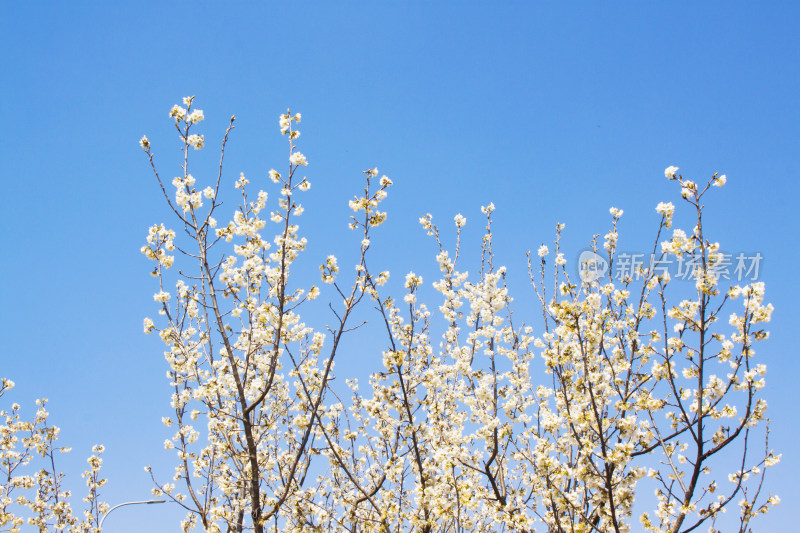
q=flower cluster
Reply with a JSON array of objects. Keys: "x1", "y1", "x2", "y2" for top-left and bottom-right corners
[{"x1": 280, "y1": 109, "x2": 302, "y2": 140}]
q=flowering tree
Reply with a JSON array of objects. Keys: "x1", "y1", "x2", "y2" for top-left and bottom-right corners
[
  {"x1": 0, "y1": 378, "x2": 107, "y2": 533},
  {"x1": 140, "y1": 98, "x2": 780, "y2": 533},
  {"x1": 139, "y1": 98, "x2": 393, "y2": 533}
]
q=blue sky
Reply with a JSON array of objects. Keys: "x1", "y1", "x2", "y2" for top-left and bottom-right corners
[{"x1": 1, "y1": 2, "x2": 798, "y2": 531}]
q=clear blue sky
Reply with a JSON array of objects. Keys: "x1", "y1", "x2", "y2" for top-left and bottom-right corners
[{"x1": 1, "y1": 2, "x2": 798, "y2": 531}]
